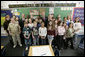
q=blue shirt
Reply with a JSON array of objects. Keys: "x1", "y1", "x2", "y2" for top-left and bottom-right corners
[{"x1": 66, "y1": 20, "x2": 70, "y2": 26}]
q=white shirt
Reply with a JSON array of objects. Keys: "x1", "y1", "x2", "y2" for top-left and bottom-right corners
[
  {"x1": 28, "y1": 23, "x2": 34, "y2": 28},
  {"x1": 73, "y1": 22, "x2": 81, "y2": 34},
  {"x1": 57, "y1": 26, "x2": 65, "y2": 35},
  {"x1": 39, "y1": 27, "x2": 47, "y2": 37},
  {"x1": 67, "y1": 20, "x2": 70, "y2": 22}
]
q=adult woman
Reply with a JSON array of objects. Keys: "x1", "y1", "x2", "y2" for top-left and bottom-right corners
[{"x1": 3, "y1": 15, "x2": 11, "y2": 34}]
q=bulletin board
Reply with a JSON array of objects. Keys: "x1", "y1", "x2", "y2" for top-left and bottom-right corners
[
  {"x1": 17, "y1": 8, "x2": 49, "y2": 19},
  {"x1": 54, "y1": 7, "x2": 72, "y2": 20},
  {"x1": 1, "y1": 10, "x2": 12, "y2": 26},
  {"x1": 72, "y1": 7, "x2": 84, "y2": 25}
]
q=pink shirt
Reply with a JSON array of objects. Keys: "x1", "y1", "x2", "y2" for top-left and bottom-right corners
[{"x1": 57, "y1": 26, "x2": 65, "y2": 35}]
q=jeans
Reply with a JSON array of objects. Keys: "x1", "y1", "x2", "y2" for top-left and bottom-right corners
[
  {"x1": 25, "y1": 38, "x2": 31, "y2": 47},
  {"x1": 73, "y1": 34, "x2": 79, "y2": 48},
  {"x1": 47, "y1": 35, "x2": 54, "y2": 45},
  {"x1": 33, "y1": 35, "x2": 39, "y2": 45}
]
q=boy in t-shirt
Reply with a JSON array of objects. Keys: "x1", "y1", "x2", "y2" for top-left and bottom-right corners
[
  {"x1": 32, "y1": 21, "x2": 39, "y2": 45},
  {"x1": 23, "y1": 22, "x2": 31, "y2": 50}
]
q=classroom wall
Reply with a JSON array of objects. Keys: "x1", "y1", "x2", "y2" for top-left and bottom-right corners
[
  {"x1": 1, "y1": 7, "x2": 72, "y2": 23},
  {"x1": 1, "y1": 1, "x2": 84, "y2": 25},
  {"x1": 54, "y1": 7, "x2": 72, "y2": 20},
  {"x1": 1, "y1": 1, "x2": 84, "y2": 9},
  {"x1": 16, "y1": 8, "x2": 49, "y2": 19}
]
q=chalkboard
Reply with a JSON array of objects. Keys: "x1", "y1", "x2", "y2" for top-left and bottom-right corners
[
  {"x1": 54, "y1": 8, "x2": 72, "y2": 20},
  {"x1": 72, "y1": 7, "x2": 84, "y2": 25}
]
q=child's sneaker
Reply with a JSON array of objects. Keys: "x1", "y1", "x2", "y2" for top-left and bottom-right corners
[
  {"x1": 13, "y1": 45, "x2": 16, "y2": 48},
  {"x1": 25, "y1": 47, "x2": 28, "y2": 50}
]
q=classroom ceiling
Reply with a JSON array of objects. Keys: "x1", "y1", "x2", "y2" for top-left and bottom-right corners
[{"x1": 1, "y1": 1, "x2": 84, "y2": 9}]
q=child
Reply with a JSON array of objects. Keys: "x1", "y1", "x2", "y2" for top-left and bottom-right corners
[
  {"x1": 57, "y1": 21, "x2": 65, "y2": 50},
  {"x1": 57, "y1": 17, "x2": 61, "y2": 24},
  {"x1": 39, "y1": 22, "x2": 47, "y2": 45},
  {"x1": 67, "y1": 15, "x2": 74, "y2": 24},
  {"x1": 67, "y1": 15, "x2": 71, "y2": 22},
  {"x1": 23, "y1": 22, "x2": 31, "y2": 50},
  {"x1": 47, "y1": 21, "x2": 55, "y2": 45},
  {"x1": 48, "y1": 14, "x2": 52, "y2": 21},
  {"x1": 35, "y1": 18, "x2": 39, "y2": 23},
  {"x1": 37, "y1": 19, "x2": 43, "y2": 28},
  {"x1": 32, "y1": 21, "x2": 39, "y2": 45},
  {"x1": 63, "y1": 22, "x2": 68, "y2": 49},
  {"x1": 28, "y1": 18, "x2": 34, "y2": 29},
  {"x1": 28, "y1": 18, "x2": 34, "y2": 45},
  {"x1": 73, "y1": 17, "x2": 81, "y2": 47},
  {"x1": 55, "y1": 20, "x2": 58, "y2": 36},
  {"x1": 52, "y1": 17, "x2": 56, "y2": 21},
  {"x1": 25, "y1": 19, "x2": 28, "y2": 24},
  {"x1": 54, "y1": 20, "x2": 58, "y2": 48},
  {"x1": 65, "y1": 23, "x2": 74, "y2": 49},
  {"x1": 63, "y1": 17, "x2": 69, "y2": 26}
]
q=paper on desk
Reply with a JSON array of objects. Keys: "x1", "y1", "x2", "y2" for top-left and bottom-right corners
[{"x1": 32, "y1": 46, "x2": 52, "y2": 56}]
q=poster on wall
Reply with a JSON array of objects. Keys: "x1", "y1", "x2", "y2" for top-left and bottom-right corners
[
  {"x1": 12, "y1": 9, "x2": 20, "y2": 19},
  {"x1": 30, "y1": 9, "x2": 39, "y2": 15},
  {"x1": 40, "y1": 8, "x2": 45, "y2": 18},
  {"x1": 72, "y1": 7, "x2": 84, "y2": 25},
  {"x1": 30, "y1": 9, "x2": 39, "y2": 19},
  {"x1": 1, "y1": 10, "x2": 12, "y2": 26},
  {"x1": 49, "y1": 7, "x2": 54, "y2": 14}
]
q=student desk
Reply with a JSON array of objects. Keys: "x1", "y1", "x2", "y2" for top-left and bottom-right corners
[{"x1": 28, "y1": 45, "x2": 55, "y2": 56}]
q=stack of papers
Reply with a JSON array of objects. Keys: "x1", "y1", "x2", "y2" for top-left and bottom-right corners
[{"x1": 32, "y1": 46, "x2": 52, "y2": 56}]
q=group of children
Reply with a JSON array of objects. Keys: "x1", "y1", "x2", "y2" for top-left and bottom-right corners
[{"x1": 3, "y1": 14, "x2": 81, "y2": 51}]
